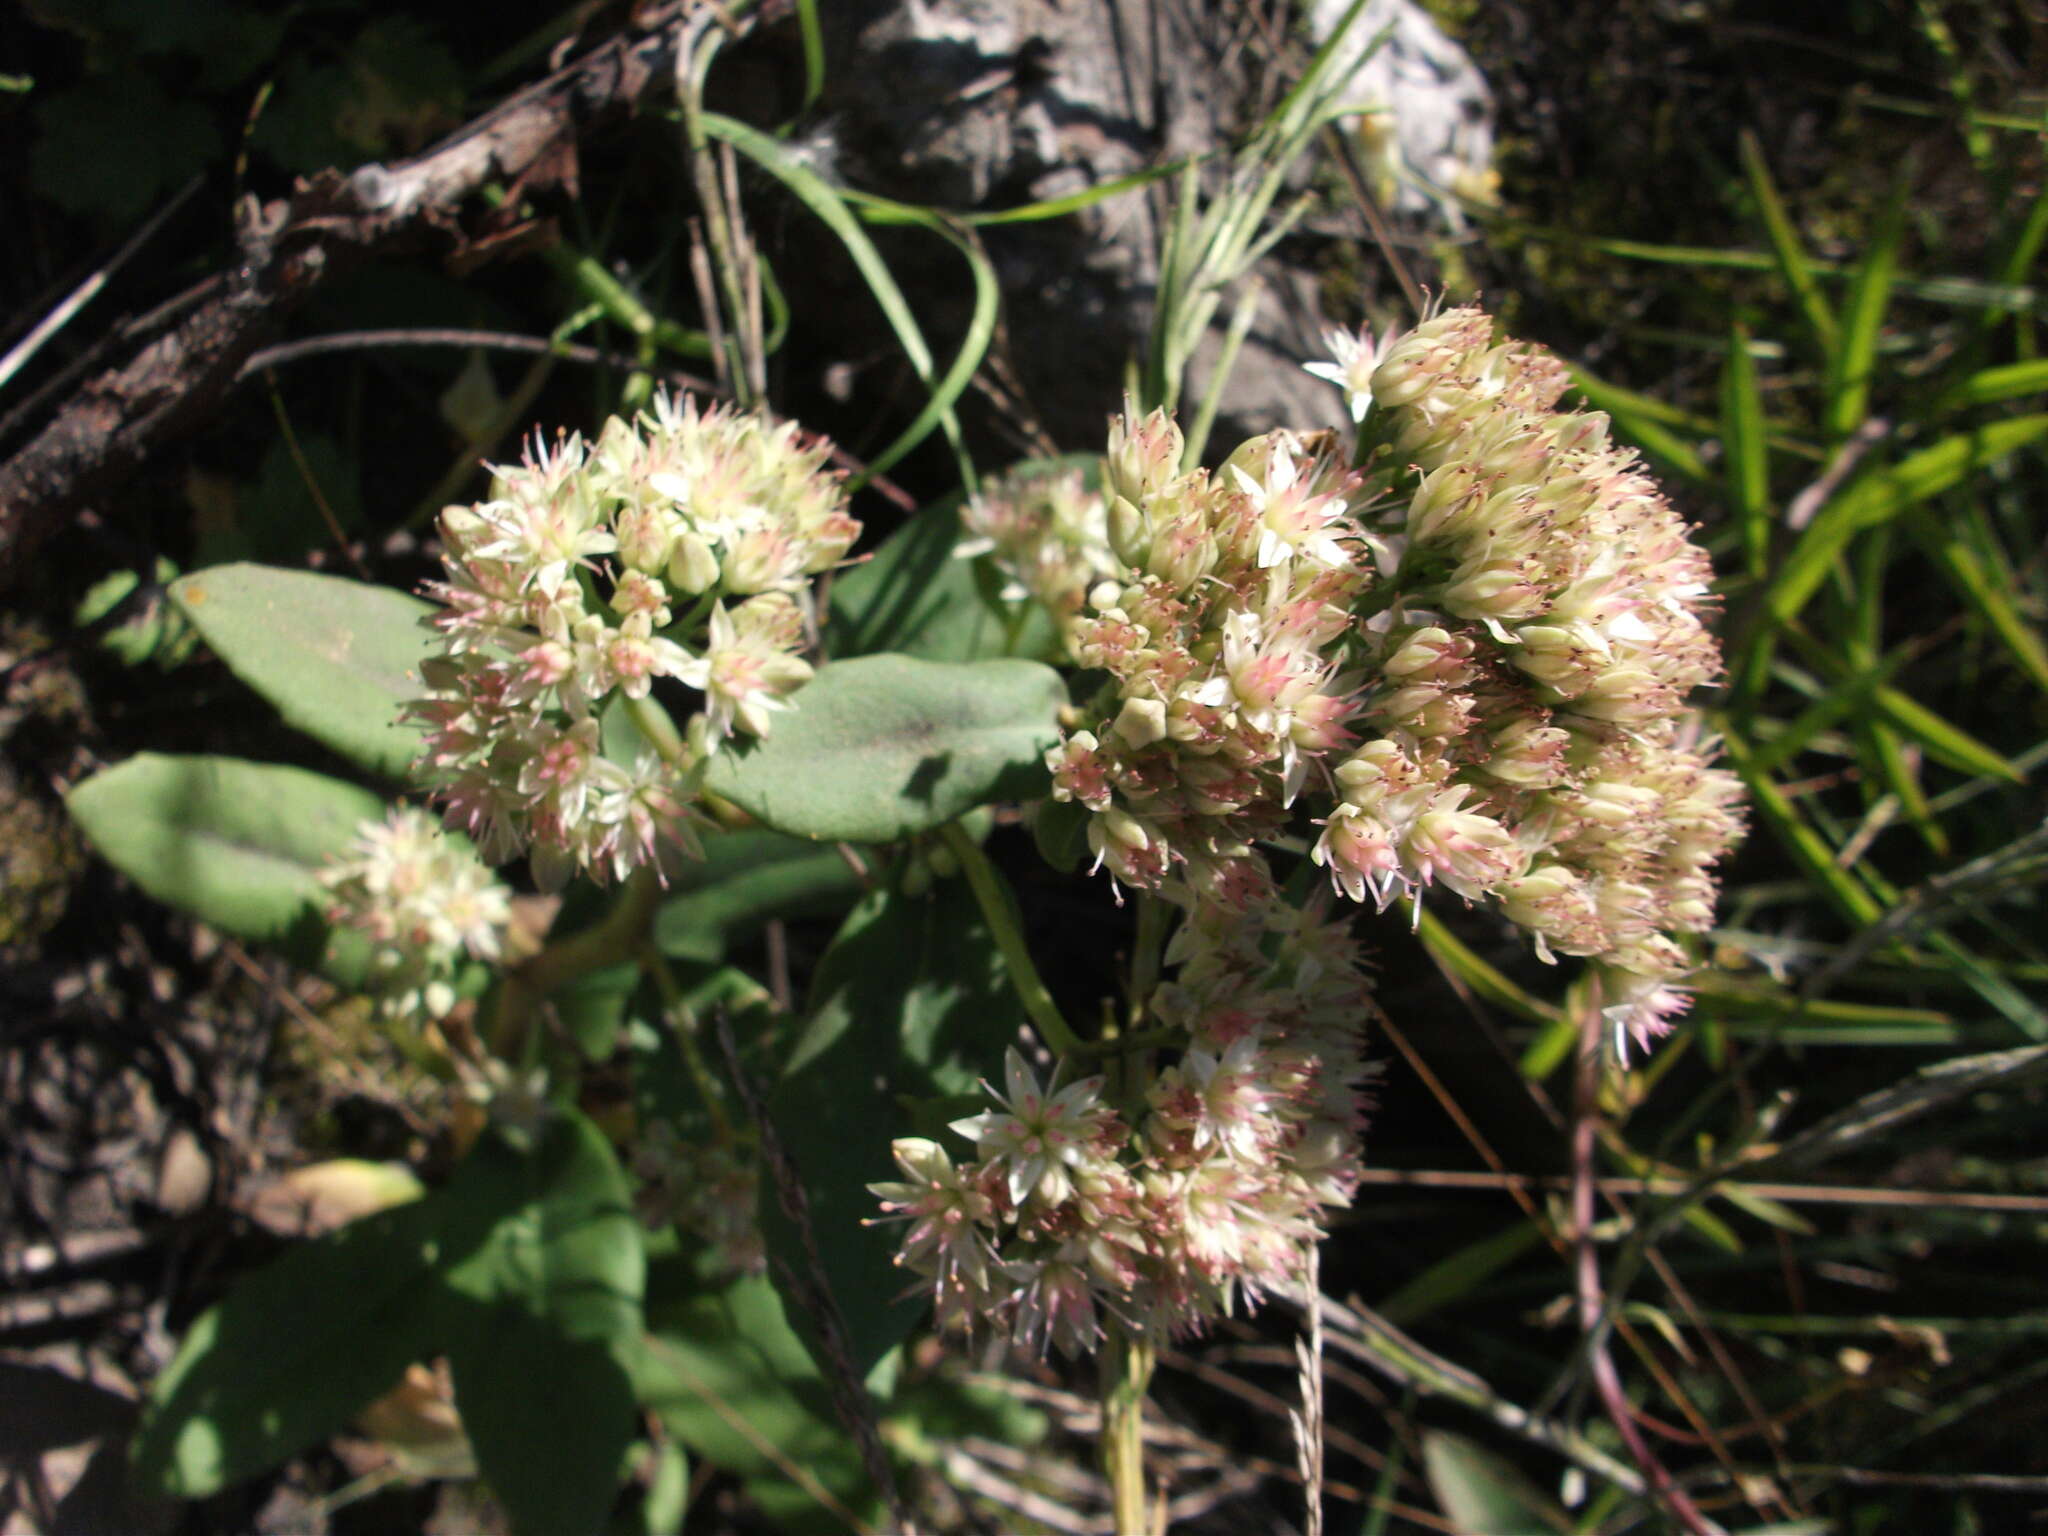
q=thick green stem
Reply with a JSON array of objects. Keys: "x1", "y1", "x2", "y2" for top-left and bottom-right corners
[
  {"x1": 1100, "y1": 1327, "x2": 1156, "y2": 1535},
  {"x1": 625, "y1": 693, "x2": 692, "y2": 775},
  {"x1": 1127, "y1": 893, "x2": 1170, "y2": 1027},
  {"x1": 487, "y1": 864, "x2": 661, "y2": 1059},
  {"x1": 938, "y1": 820, "x2": 1086, "y2": 1057}
]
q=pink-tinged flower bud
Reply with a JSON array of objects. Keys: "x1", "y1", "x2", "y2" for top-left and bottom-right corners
[
  {"x1": 1289, "y1": 688, "x2": 1360, "y2": 755},
  {"x1": 605, "y1": 616, "x2": 692, "y2": 701},
  {"x1": 1047, "y1": 731, "x2": 1113, "y2": 810},
  {"x1": 1494, "y1": 864, "x2": 1596, "y2": 947},
  {"x1": 614, "y1": 505, "x2": 680, "y2": 574},
  {"x1": 1662, "y1": 872, "x2": 1719, "y2": 933},
  {"x1": 722, "y1": 523, "x2": 800, "y2": 595},
  {"x1": 1106, "y1": 493, "x2": 1150, "y2": 569},
  {"x1": 1569, "y1": 666, "x2": 1672, "y2": 724},
  {"x1": 1146, "y1": 508, "x2": 1220, "y2": 590},
  {"x1": 1105, "y1": 406, "x2": 1184, "y2": 506},
  {"x1": 1178, "y1": 754, "x2": 1261, "y2": 816},
  {"x1": 438, "y1": 503, "x2": 490, "y2": 554},
  {"x1": 1399, "y1": 687, "x2": 1478, "y2": 741},
  {"x1": 1333, "y1": 738, "x2": 1423, "y2": 806},
  {"x1": 798, "y1": 508, "x2": 862, "y2": 573},
  {"x1": 1440, "y1": 556, "x2": 1548, "y2": 625},
  {"x1": 1510, "y1": 623, "x2": 1608, "y2": 697},
  {"x1": 1382, "y1": 625, "x2": 1473, "y2": 684},
  {"x1": 1369, "y1": 308, "x2": 1493, "y2": 408},
  {"x1": 610, "y1": 568, "x2": 672, "y2": 625},
  {"x1": 1476, "y1": 713, "x2": 1572, "y2": 789},
  {"x1": 666, "y1": 531, "x2": 722, "y2": 595},
  {"x1": 1596, "y1": 938, "x2": 1693, "y2": 1061},
  {"x1": 1315, "y1": 805, "x2": 1402, "y2": 906},
  {"x1": 1404, "y1": 795, "x2": 1526, "y2": 900},
  {"x1": 1575, "y1": 780, "x2": 1665, "y2": 828},
  {"x1": 1113, "y1": 695, "x2": 1170, "y2": 748},
  {"x1": 1404, "y1": 463, "x2": 1480, "y2": 547},
  {"x1": 1088, "y1": 807, "x2": 1171, "y2": 888}
]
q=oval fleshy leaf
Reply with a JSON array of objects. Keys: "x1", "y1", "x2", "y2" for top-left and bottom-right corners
[
  {"x1": 766, "y1": 877, "x2": 1019, "y2": 1379},
  {"x1": 704, "y1": 655, "x2": 1063, "y2": 843},
  {"x1": 66, "y1": 753, "x2": 382, "y2": 978},
  {"x1": 171, "y1": 563, "x2": 436, "y2": 780}
]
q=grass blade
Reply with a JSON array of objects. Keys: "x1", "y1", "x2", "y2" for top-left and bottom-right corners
[
  {"x1": 1743, "y1": 414, "x2": 2048, "y2": 669},
  {"x1": 839, "y1": 190, "x2": 1000, "y2": 488},
  {"x1": 1405, "y1": 902, "x2": 1563, "y2": 1029},
  {"x1": 1823, "y1": 170, "x2": 1909, "y2": 441},
  {"x1": 1739, "y1": 130, "x2": 1837, "y2": 359},
  {"x1": 1908, "y1": 510, "x2": 2048, "y2": 698},
  {"x1": 1933, "y1": 357, "x2": 2048, "y2": 412},
  {"x1": 794, "y1": 0, "x2": 824, "y2": 115},
  {"x1": 1376, "y1": 1220, "x2": 1546, "y2": 1326},
  {"x1": 1866, "y1": 685, "x2": 2024, "y2": 783},
  {"x1": 698, "y1": 112, "x2": 974, "y2": 488},
  {"x1": 1976, "y1": 185, "x2": 2048, "y2": 335},
  {"x1": 1714, "y1": 718, "x2": 1886, "y2": 927},
  {"x1": 1498, "y1": 223, "x2": 2047, "y2": 315},
  {"x1": 1720, "y1": 322, "x2": 1773, "y2": 577}
]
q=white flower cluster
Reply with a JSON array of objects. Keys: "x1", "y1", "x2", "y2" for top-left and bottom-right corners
[
  {"x1": 958, "y1": 465, "x2": 1122, "y2": 650},
  {"x1": 974, "y1": 307, "x2": 1743, "y2": 1054},
  {"x1": 410, "y1": 392, "x2": 860, "y2": 888},
  {"x1": 1312, "y1": 308, "x2": 1744, "y2": 1052},
  {"x1": 872, "y1": 891, "x2": 1374, "y2": 1353},
  {"x1": 321, "y1": 807, "x2": 512, "y2": 1019},
  {"x1": 630, "y1": 1120, "x2": 765, "y2": 1279},
  {"x1": 1046, "y1": 410, "x2": 1370, "y2": 905},
  {"x1": 902, "y1": 304, "x2": 1745, "y2": 1345}
]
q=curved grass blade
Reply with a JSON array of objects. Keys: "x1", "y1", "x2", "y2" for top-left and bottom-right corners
[
  {"x1": 839, "y1": 187, "x2": 1000, "y2": 489},
  {"x1": 1823, "y1": 170, "x2": 1909, "y2": 441},
  {"x1": 698, "y1": 112, "x2": 974, "y2": 489},
  {"x1": 1933, "y1": 357, "x2": 2048, "y2": 412},
  {"x1": 1720, "y1": 323, "x2": 1773, "y2": 577},
  {"x1": 794, "y1": 0, "x2": 824, "y2": 115},
  {"x1": 1908, "y1": 509, "x2": 2048, "y2": 698},
  {"x1": 1739, "y1": 130, "x2": 1837, "y2": 358},
  {"x1": 852, "y1": 159, "x2": 1191, "y2": 229},
  {"x1": 1714, "y1": 718, "x2": 1886, "y2": 928},
  {"x1": 1742, "y1": 414, "x2": 2048, "y2": 679}
]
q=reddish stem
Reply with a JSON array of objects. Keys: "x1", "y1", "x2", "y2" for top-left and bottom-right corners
[{"x1": 1572, "y1": 1005, "x2": 1725, "y2": 1536}]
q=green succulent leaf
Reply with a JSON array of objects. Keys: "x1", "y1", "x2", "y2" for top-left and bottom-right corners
[
  {"x1": 826, "y1": 458, "x2": 1093, "y2": 663},
  {"x1": 634, "y1": 1275, "x2": 875, "y2": 1533},
  {"x1": 826, "y1": 499, "x2": 1050, "y2": 662},
  {"x1": 441, "y1": 1116, "x2": 644, "y2": 1536},
  {"x1": 131, "y1": 1188, "x2": 445, "y2": 1498},
  {"x1": 655, "y1": 827, "x2": 866, "y2": 964},
  {"x1": 170, "y1": 564, "x2": 437, "y2": 780},
  {"x1": 766, "y1": 876, "x2": 1019, "y2": 1378},
  {"x1": 66, "y1": 753, "x2": 382, "y2": 982},
  {"x1": 706, "y1": 654, "x2": 1064, "y2": 843},
  {"x1": 133, "y1": 1113, "x2": 643, "y2": 1536}
]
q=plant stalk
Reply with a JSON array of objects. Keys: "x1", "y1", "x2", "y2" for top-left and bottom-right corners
[
  {"x1": 939, "y1": 820, "x2": 1086, "y2": 1058},
  {"x1": 1100, "y1": 1326, "x2": 1156, "y2": 1536}
]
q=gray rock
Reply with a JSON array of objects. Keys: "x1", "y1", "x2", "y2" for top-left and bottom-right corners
[{"x1": 810, "y1": 2, "x2": 1490, "y2": 451}]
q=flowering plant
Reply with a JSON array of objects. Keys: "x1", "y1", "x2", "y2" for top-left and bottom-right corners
[
  {"x1": 62, "y1": 297, "x2": 1742, "y2": 1532},
  {"x1": 57, "y1": 275, "x2": 1745, "y2": 1534}
]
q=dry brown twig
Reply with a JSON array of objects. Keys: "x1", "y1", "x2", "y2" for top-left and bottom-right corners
[{"x1": 0, "y1": 3, "x2": 699, "y2": 585}]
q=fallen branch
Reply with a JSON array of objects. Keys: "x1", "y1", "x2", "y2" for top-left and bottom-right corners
[{"x1": 0, "y1": 3, "x2": 693, "y2": 586}]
